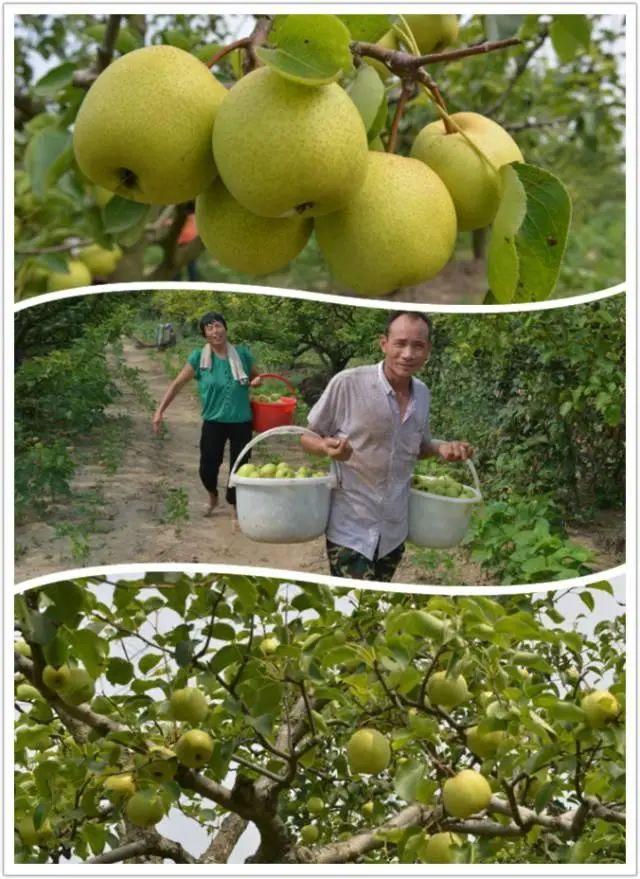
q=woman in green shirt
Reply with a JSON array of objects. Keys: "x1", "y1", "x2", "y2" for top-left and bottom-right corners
[{"x1": 152, "y1": 311, "x2": 261, "y2": 516}]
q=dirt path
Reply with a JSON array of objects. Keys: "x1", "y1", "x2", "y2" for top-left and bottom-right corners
[{"x1": 14, "y1": 340, "x2": 328, "y2": 583}]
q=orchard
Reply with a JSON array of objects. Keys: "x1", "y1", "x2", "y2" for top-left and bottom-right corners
[
  {"x1": 14, "y1": 574, "x2": 625, "y2": 864},
  {"x1": 14, "y1": 13, "x2": 624, "y2": 301}
]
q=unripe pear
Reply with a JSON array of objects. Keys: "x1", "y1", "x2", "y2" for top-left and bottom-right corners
[
  {"x1": 58, "y1": 667, "x2": 94, "y2": 706},
  {"x1": 315, "y1": 152, "x2": 456, "y2": 297},
  {"x1": 15, "y1": 640, "x2": 32, "y2": 657},
  {"x1": 346, "y1": 728, "x2": 391, "y2": 775},
  {"x1": 125, "y1": 791, "x2": 165, "y2": 827},
  {"x1": 213, "y1": 67, "x2": 369, "y2": 218},
  {"x1": 423, "y1": 831, "x2": 463, "y2": 864},
  {"x1": 426, "y1": 671, "x2": 469, "y2": 708},
  {"x1": 196, "y1": 178, "x2": 312, "y2": 275},
  {"x1": 580, "y1": 690, "x2": 620, "y2": 728},
  {"x1": 141, "y1": 746, "x2": 178, "y2": 782},
  {"x1": 42, "y1": 665, "x2": 71, "y2": 691},
  {"x1": 403, "y1": 15, "x2": 459, "y2": 53},
  {"x1": 465, "y1": 725, "x2": 507, "y2": 759},
  {"x1": 300, "y1": 823, "x2": 319, "y2": 844},
  {"x1": 74, "y1": 45, "x2": 227, "y2": 205},
  {"x1": 307, "y1": 796, "x2": 324, "y2": 815},
  {"x1": 443, "y1": 769, "x2": 492, "y2": 818},
  {"x1": 16, "y1": 816, "x2": 53, "y2": 847},
  {"x1": 77, "y1": 243, "x2": 122, "y2": 276},
  {"x1": 47, "y1": 260, "x2": 92, "y2": 292},
  {"x1": 411, "y1": 112, "x2": 523, "y2": 230},
  {"x1": 169, "y1": 687, "x2": 209, "y2": 724},
  {"x1": 260, "y1": 637, "x2": 280, "y2": 655},
  {"x1": 361, "y1": 800, "x2": 375, "y2": 818},
  {"x1": 175, "y1": 729, "x2": 214, "y2": 769},
  {"x1": 102, "y1": 773, "x2": 136, "y2": 799},
  {"x1": 15, "y1": 683, "x2": 43, "y2": 702}
]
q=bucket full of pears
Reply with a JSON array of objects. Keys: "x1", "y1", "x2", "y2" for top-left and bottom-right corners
[
  {"x1": 408, "y1": 448, "x2": 482, "y2": 548},
  {"x1": 229, "y1": 426, "x2": 336, "y2": 543},
  {"x1": 250, "y1": 373, "x2": 297, "y2": 433}
]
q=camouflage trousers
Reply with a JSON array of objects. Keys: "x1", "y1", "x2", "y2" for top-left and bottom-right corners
[{"x1": 326, "y1": 539, "x2": 405, "y2": 583}]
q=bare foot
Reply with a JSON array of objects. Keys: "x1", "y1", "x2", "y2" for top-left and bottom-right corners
[{"x1": 203, "y1": 494, "x2": 219, "y2": 517}]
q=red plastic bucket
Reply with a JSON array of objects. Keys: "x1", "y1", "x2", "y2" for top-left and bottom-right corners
[{"x1": 251, "y1": 373, "x2": 297, "y2": 433}]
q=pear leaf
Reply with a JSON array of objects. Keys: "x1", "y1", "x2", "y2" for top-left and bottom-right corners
[
  {"x1": 257, "y1": 15, "x2": 353, "y2": 86},
  {"x1": 550, "y1": 15, "x2": 591, "y2": 63},
  {"x1": 24, "y1": 127, "x2": 72, "y2": 197},
  {"x1": 488, "y1": 162, "x2": 571, "y2": 303},
  {"x1": 483, "y1": 14, "x2": 525, "y2": 41},
  {"x1": 102, "y1": 196, "x2": 149, "y2": 235},
  {"x1": 339, "y1": 15, "x2": 394, "y2": 42},
  {"x1": 348, "y1": 64, "x2": 385, "y2": 132},
  {"x1": 33, "y1": 62, "x2": 76, "y2": 97}
]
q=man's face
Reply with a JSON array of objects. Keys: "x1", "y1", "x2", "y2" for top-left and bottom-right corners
[
  {"x1": 380, "y1": 315, "x2": 431, "y2": 380},
  {"x1": 204, "y1": 320, "x2": 227, "y2": 346}
]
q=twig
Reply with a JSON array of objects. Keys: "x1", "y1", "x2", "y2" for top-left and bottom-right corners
[
  {"x1": 387, "y1": 82, "x2": 412, "y2": 153},
  {"x1": 194, "y1": 585, "x2": 227, "y2": 660},
  {"x1": 97, "y1": 15, "x2": 123, "y2": 73}
]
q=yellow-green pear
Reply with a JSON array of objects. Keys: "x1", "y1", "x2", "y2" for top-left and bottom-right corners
[
  {"x1": 213, "y1": 67, "x2": 369, "y2": 218},
  {"x1": 426, "y1": 671, "x2": 469, "y2": 708},
  {"x1": 170, "y1": 686, "x2": 209, "y2": 724},
  {"x1": 102, "y1": 773, "x2": 136, "y2": 799},
  {"x1": 403, "y1": 15, "x2": 459, "y2": 54},
  {"x1": 42, "y1": 665, "x2": 71, "y2": 691},
  {"x1": 423, "y1": 831, "x2": 463, "y2": 864},
  {"x1": 15, "y1": 683, "x2": 43, "y2": 702},
  {"x1": 15, "y1": 640, "x2": 32, "y2": 657},
  {"x1": 58, "y1": 667, "x2": 95, "y2": 706},
  {"x1": 346, "y1": 728, "x2": 391, "y2": 775},
  {"x1": 196, "y1": 178, "x2": 312, "y2": 275},
  {"x1": 443, "y1": 769, "x2": 492, "y2": 818},
  {"x1": 77, "y1": 243, "x2": 122, "y2": 276},
  {"x1": 315, "y1": 152, "x2": 456, "y2": 297},
  {"x1": 580, "y1": 690, "x2": 621, "y2": 728},
  {"x1": 125, "y1": 791, "x2": 165, "y2": 827},
  {"x1": 16, "y1": 816, "x2": 53, "y2": 847},
  {"x1": 47, "y1": 260, "x2": 92, "y2": 292},
  {"x1": 411, "y1": 112, "x2": 523, "y2": 230},
  {"x1": 73, "y1": 45, "x2": 227, "y2": 205},
  {"x1": 141, "y1": 745, "x2": 178, "y2": 782},
  {"x1": 175, "y1": 729, "x2": 214, "y2": 769},
  {"x1": 300, "y1": 823, "x2": 319, "y2": 844},
  {"x1": 465, "y1": 725, "x2": 507, "y2": 759}
]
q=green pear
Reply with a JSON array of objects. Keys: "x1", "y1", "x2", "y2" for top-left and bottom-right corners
[
  {"x1": 213, "y1": 67, "x2": 369, "y2": 218},
  {"x1": 47, "y1": 260, "x2": 92, "y2": 292},
  {"x1": 16, "y1": 816, "x2": 53, "y2": 847},
  {"x1": 77, "y1": 243, "x2": 122, "y2": 276},
  {"x1": 346, "y1": 728, "x2": 390, "y2": 775},
  {"x1": 125, "y1": 791, "x2": 165, "y2": 827},
  {"x1": 423, "y1": 831, "x2": 463, "y2": 864},
  {"x1": 315, "y1": 151, "x2": 456, "y2": 297},
  {"x1": 426, "y1": 671, "x2": 469, "y2": 708},
  {"x1": 466, "y1": 725, "x2": 507, "y2": 759},
  {"x1": 411, "y1": 112, "x2": 523, "y2": 230},
  {"x1": 196, "y1": 178, "x2": 312, "y2": 275},
  {"x1": 175, "y1": 729, "x2": 214, "y2": 769},
  {"x1": 403, "y1": 15, "x2": 459, "y2": 54},
  {"x1": 581, "y1": 690, "x2": 620, "y2": 728},
  {"x1": 443, "y1": 769, "x2": 492, "y2": 818},
  {"x1": 58, "y1": 667, "x2": 95, "y2": 706},
  {"x1": 73, "y1": 45, "x2": 228, "y2": 205},
  {"x1": 170, "y1": 686, "x2": 209, "y2": 724}
]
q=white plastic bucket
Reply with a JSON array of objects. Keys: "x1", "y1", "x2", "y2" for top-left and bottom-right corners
[
  {"x1": 229, "y1": 426, "x2": 337, "y2": 544},
  {"x1": 408, "y1": 452, "x2": 482, "y2": 549}
]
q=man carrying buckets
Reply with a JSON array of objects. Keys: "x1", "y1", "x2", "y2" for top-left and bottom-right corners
[{"x1": 300, "y1": 311, "x2": 473, "y2": 582}]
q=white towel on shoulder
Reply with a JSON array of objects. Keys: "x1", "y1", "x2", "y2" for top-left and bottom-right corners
[{"x1": 200, "y1": 343, "x2": 248, "y2": 385}]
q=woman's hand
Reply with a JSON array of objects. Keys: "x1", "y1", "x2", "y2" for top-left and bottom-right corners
[
  {"x1": 249, "y1": 376, "x2": 263, "y2": 388},
  {"x1": 152, "y1": 410, "x2": 164, "y2": 435}
]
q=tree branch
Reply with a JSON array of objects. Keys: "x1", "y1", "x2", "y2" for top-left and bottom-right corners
[
  {"x1": 201, "y1": 813, "x2": 248, "y2": 863},
  {"x1": 88, "y1": 831, "x2": 196, "y2": 864}
]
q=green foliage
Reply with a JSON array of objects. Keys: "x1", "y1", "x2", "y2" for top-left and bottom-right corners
[
  {"x1": 13, "y1": 575, "x2": 626, "y2": 864},
  {"x1": 466, "y1": 496, "x2": 595, "y2": 584}
]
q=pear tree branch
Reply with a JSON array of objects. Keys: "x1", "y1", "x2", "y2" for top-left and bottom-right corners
[
  {"x1": 201, "y1": 813, "x2": 249, "y2": 863},
  {"x1": 351, "y1": 37, "x2": 521, "y2": 77},
  {"x1": 73, "y1": 14, "x2": 122, "y2": 89},
  {"x1": 88, "y1": 831, "x2": 196, "y2": 864}
]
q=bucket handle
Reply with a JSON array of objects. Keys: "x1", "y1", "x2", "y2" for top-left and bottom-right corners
[
  {"x1": 254, "y1": 373, "x2": 297, "y2": 398},
  {"x1": 229, "y1": 425, "x2": 338, "y2": 487},
  {"x1": 431, "y1": 438, "x2": 481, "y2": 496}
]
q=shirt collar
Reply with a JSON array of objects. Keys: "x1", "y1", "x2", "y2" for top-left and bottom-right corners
[{"x1": 377, "y1": 361, "x2": 413, "y2": 398}]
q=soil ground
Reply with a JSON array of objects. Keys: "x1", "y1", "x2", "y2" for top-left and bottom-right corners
[{"x1": 14, "y1": 341, "x2": 624, "y2": 587}]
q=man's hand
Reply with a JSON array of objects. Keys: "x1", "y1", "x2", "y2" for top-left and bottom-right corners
[
  {"x1": 323, "y1": 436, "x2": 352, "y2": 461},
  {"x1": 249, "y1": 376, "x2": 262, "y2": 388},
  {"x1": 437, "y1": 441, "x2": 474, "y2": 462},
  {"x1": 152, "y1": 410, "x2": 164, "y2": 436}
]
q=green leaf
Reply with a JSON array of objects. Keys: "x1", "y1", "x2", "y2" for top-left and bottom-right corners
[
  {"x1": 139, "y1": 653, "x2": 162, "y2": 675},
  {"x1": 106, "y1": 657, "x2": 134, "y2": 685},
  {"x1": 488, "y1": 163, "x2": 572, "y2": 303},
  {"x1": 24, "y1": 127, "x2": 72, "y2": 198},
  {"x1": 209, "y1": 622, "x2": 236, "y2": 642},
  {"x1": 549, "y1": 700, "x2": 587, "y2": 723},
  {"x1": 579, "y1": 592, "x2": 595, "y2": 612},
  {"x1": 257, "y1": 15, "x2": 353, "y2": 86},
  {"x1": 228, "y1": 576, "x2": 257, "y2": 612},
  {"x1": 394, "y1": 760, "x2": 435, "y2": 804},
  {"x1": 28, "y1": 611, "x2": 58, "y2": 646},
  {"x1": 175, "y1": 639, "x2": 194, "y2": 667},
  {"x1": 588, "y1": 581, "x2": 614, "y2": 595},
  {"x1": 72, "y1": 630, "x2": 108, "y2": 679},
  {"x1": 484, "y1": 14, "x2": 525, "y2": 41},
  {"x1": 550, "y1": 15, "x2": 591, "y2": 63},
  {"x1": 348, "y1": 64, "x2": 385, "y2": 133},
  {"x1": 102, "y1": 196, "x2": 149, "y2": 235},
  {"x1": 339, "y1": 15, "x2": 393, "y2": 42},
  {"x1": 33, "y1": 62, "x2": 76, "y2": 97},
  {"x1": 83, "y1": 822, "x2": 107, "y2": 855}
]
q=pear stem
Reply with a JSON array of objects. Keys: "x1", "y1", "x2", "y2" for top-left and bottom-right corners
[{"x1": 387, "y1": 82, "x2": 413, "y2": 153}]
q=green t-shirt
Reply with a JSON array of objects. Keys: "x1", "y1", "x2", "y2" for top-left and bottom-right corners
[{"x1": 187, "y1": 345, "x2": 254, "y2": 423}]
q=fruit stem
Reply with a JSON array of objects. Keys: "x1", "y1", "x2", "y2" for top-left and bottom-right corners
[{"x1": 387, "y1": 82, "x2": 413, "y2": 153}]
